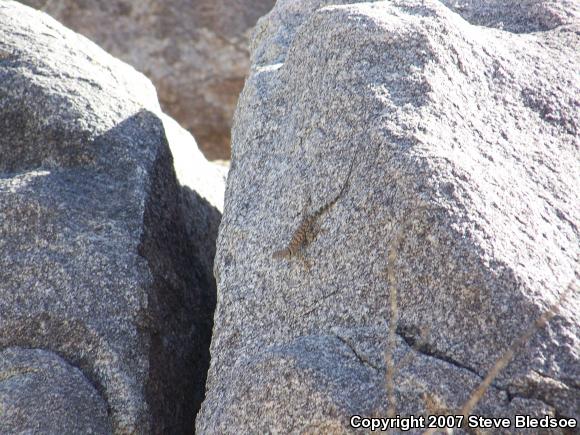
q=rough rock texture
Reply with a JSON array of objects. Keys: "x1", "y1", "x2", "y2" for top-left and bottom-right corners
[
  {"x1": 0, "y1": 2, "x2": 223, "y2": 433},
  {"x1": 19, "y1": 0, "x2": 276, "y2": 160},
  {"x1": 0, "y1": 347, "x2": 112, "y2": 434},
  {"x1": 198, "y1": 0, "x2": 579, "y2": 433}
]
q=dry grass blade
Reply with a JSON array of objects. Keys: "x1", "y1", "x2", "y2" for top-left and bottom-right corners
[
  {"x1": 422, "y1": 277, "x2": 577, "y2": 435},
  {"x1": 384, "y1": 204, "x2": 429, "y2": 419},
  {"x1": 384, "y1": 227, "x2": 400, "y2": 419},
  {"x1": 458, "y1": 278, "x2": 577, "y2": 419}
]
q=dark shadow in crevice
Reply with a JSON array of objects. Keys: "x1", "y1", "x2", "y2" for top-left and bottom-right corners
[{"x1": 137, "y1": 110, "x2": 220, "y2": 434}]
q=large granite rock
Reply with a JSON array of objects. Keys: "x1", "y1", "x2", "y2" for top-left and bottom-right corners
[
  {"x1": 197, "y1": 0, "x2": 579, "y2": 433},
  {"x1": 0, "y1": 1, "x2": 223, "y2": 433},
  {"x1": 0, "y1": 347, "x2": 112, "y2": 434},
  {"x1": 19, "y1": 0, "x2": 276, "y2": 160}
]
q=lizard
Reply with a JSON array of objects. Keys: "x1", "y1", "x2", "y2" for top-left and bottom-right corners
[{"x1": 272, "y1": 158, "x2": 356, "y2": 263}]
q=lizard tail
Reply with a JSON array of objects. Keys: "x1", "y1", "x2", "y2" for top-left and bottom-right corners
[
  {"x1": 272, "y1": 248, "x2": 291, "y2": 259},
  {"x1": 339, "y1": 155, "x2": 356, "y2": 196}
]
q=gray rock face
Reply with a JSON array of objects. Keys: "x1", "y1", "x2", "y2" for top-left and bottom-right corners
[
  {"x1": 0, "y1": 347, "x2": 112, "y2": 434},
  {"x1": 439, "y1": 0, "x2": 580, "y2": 33},
  {"x1": 198, "y1": 0, "x2": 579, "y2": 433},
  {"x1": 19, "y1": 0, "x2": 276, "y2": 160},
  {"x1": 0, "y1": 1, "x2": 223, "y2": 433}
]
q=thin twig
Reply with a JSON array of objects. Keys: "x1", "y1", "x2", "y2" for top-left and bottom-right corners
[
  {"x1": 458, "y1": 279, "x2": 576, "y2": 419},
  {"x1": 385, "y1": 204, "x2": 428, "y2": 419},
  {"x1": 385, "y1": 219, "x2": 404, "y2": 418},
  {"x1": 423, "y1": 277, "x2": 577, "y2": 435}
]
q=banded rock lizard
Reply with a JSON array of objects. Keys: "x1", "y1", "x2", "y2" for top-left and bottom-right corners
[{"x1": 272, "y1": 158, "x2": 355, "y2": 263}]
